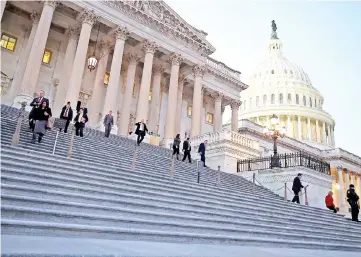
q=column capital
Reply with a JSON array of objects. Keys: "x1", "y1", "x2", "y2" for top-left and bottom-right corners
[
  {"x1": 211, "y1": 92, "x2": 224, "y2": 101},
  {"x1": 152, "y1": 64, "x2": 164, "y2": 75},
  {"x1": 230, "y1": 100, "x2": 242, "y2": 110},
  {"x1": 142, "y1": 40, "x2": 158, "y2": 54},
  {"x1": 182, "y1": 91, "x2": 191, "y2": 101},
  {"x1": 30, "y1": 11, "x2": 40, "y2": 24},
  {"x1": 193, "y1": 65, "x2": 206, "y2": 78},
  {"x1": 66, "y1": 26, "x2": 80, "y2": 40},
  {"x1": 98, "y1": 40, "x2": 112, "y2": 56},
  {"x1": 114, "y1": 26, "x2": 130, "y2": 41},
  {"x1": 161, "y1": 82, "x2": 169, "y2": 93},
  {"x1": 80, "y1": 9, "x2": 99, "y2": 26},
  {"x1": 169, "y1": 53, "x2": 183, "y2": 66},
  {"x1": 126, "y1": 52, "x2": 140, "y2": 65},
  {"x1": 43, "y1": 1, "x2": 60, "y2": 9}
]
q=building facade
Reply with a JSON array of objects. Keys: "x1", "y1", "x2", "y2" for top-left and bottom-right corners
[{"x1": 1, "y1": 0, "x2": 244, "y2": 146}]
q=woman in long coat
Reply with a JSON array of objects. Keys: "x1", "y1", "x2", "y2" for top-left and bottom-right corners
[{"x1": 31, "y1": 101, "x2": 52, "y2": 143}]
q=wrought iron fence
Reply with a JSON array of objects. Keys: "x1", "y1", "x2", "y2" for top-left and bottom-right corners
[{"x1": 237, "y1": 152, "x2": 331, "y2": 175}]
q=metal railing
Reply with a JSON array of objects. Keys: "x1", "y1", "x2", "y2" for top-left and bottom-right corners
[{"x1": 237, "y1": 152, "x2": 330, "y2": 175}]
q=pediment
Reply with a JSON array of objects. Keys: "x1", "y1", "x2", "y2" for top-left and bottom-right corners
[{"x1": 105, "y1": 0, "x2": 216, "y2": 55}]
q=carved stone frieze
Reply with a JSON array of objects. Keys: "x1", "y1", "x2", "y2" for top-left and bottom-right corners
[
  {"x1": 193, "y1": 65, "x2": 206, "y2": 78},
  {"x1": 169, "y1": 53, "x2": 183, "y2": 66},
  {"x1": 80, "y1": 9, "x2": 99, "y2": 26},
  {"x1": 114, "y1": 26, "x2": 130, "y2": 41},
  {"x1": 104, "y1": 0, "x2": 215, "y2": 55}
]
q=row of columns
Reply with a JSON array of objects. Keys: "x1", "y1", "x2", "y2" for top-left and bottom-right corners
[{"x1": 337, "y1": 167, "x2": 361, "y2": 211}]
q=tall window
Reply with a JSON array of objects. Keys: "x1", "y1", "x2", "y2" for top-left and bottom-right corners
[
  {"x1": 42, "y1": 49, "x2": 52, "y2": 64},
  {"x1": 309, "y1": 97, "x2": 312, "y2": 107},
  {"x1": 288, "y1": 93, "x2": 292, "y2": 104},
  {"x1": 187, "y1": 105, "x2": 192, "y2": 117},
  {"x1": 256, "y1": 96, "x2": 259, "y2": 107},
  {"x1": 244, "y1": 100, "x2": 246, "y2": 110},
  {"x1": 249, "y1": 98, "x2": 252, "y2": 109},
  {"x1": 303, "y1": 96, "x2": 306, "y2": 106},
  {"x1": 296, "y1": 94, "x2": 299, "y2": 104},
  {"x1": 279, "y1": 93, "x2": 283, "y2": 104},
  {"x1": 263, "y1": 95, "x2": 267, "y2": 105},
  {"x1": 271, "y1": 94, "x2": 275, "y2": 104},
  {"x1": 271, "y1": 70, "x2": 274, "y2": 74},
  {"x1": 314, "y1": 98, "x2": 317, "y2": 108},
  {"x1": 104, "y1": 72, "x2": 110, "y2": 85},
  {"x1": 206, "y1": 112, "x2": 214, "y2": 124},
  {"x1": 1, "y1": 33, "x2": 17, "y2": 51}
]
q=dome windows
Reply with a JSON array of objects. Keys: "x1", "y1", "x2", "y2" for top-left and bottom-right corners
[
  {"x1": 288, "y1": 93, "x2": 292, "y2": 104},
  {"x1": 279, "y1": 93, "x2": 283, "y2": 104},
  {"x1": 249, "y1": 98, "x2": 252, "y2": 109},
  {"x1": 271, "y1": 94, "x2": 275, "y2": 104},
  {"x1": 303, "y1": 96, "x2": 306, "y2": 106},
  {"x1": 256, "y1": 96, "x2": 259, "y2": 107},
  {"x1": 309, "y1": 97, "x2": 312, "y2": 107},
  {"x1": 244, "y1": 100, "x2": 246, "y2": 110},
  {"x1": 263, "y1": 95, "x2": 267, "y2": 105},
  {"x1": 271, "y1": 70, "x2": 274, "y2": 74},
  {"x1": 296, "y1": 94, "x2": 299, "y2": 104},
  {"x1": 314, "y1": 98, "x2": 317, "y2": 108}
]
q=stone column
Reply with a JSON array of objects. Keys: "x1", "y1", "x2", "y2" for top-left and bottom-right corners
[
  {"x1": 101, "y1": 26, "x2": 129, "y2": 132},
  {"x1": 7, "y1": 12, "x2": 40, "y2": 103},
  {"x1": 322, "y1": 121, "x2": 327, "y2": 144},
  {"x1": 337, "y1": 167, "x2": 346, "y2": 210},
  {"x1": 14, "y1": 1, "x2": 59, "y2": 108},
  {"x1": 175, "y1": 75, "x2": 185, "y2": 135},
  {"x1": 211, "y1": 92, "x2": 223, "y2": 132},
  {"x1": 163, "y1": 53, "x2": 183, "y2": 142},
  {"x1": 119, "y1": 53, "x2": 140, "y2": 136},
  {"x1": 297, "y1": 116, "x2": 302, "y2": 140},
  {"x1": 231, "y1": 100, "x2": 241, "y2": 132},
  {"x1": 315, "y1": 119, "x2": 319, "y2": 143},
  {"x1": 1, "y1": 0, "x2": 7, "y2": 21},
  {"x1": 52, "y1": 27, "x2": 79, "y2": 116},
  {"x1": 191, "y1": 65, "x2": 206, "y2": 137},
  {"x1": 65, "y1": 9, "x2": 98, "y2": 111},
  {"x1": 327, "y1": 124, "x2": 331, "y2": 145},
  {"x1": 307, "y1": 117, "x2": 311, "y2": 140},
  {"x1": 351, "y1": 173, "x2": 356, "y2": 187},
  {"x1": 287, "y1": 115, "x2": 291, "y2": 137},
  {"x1": 87, "y1": 42, "x2": 111, "y2": 126},
  {"x1": 331, "y1": 126, "x2": 335, "y2": 146},
  {"x1": 345, "y1": 171, "x2": 350, "y2": 192},
  {"x1": 148, "y1": 64, "x2": 164, "y2": 133},
  {"x1": 136, "y1": 40, "x2": 158, "y2": 122}
]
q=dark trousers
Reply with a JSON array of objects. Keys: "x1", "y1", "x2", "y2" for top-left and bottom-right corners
[
  {"x1": 32, "y1": 132, "x2": 44, "y2": 143},
  {"x1": 104, "y1": 124, "x2": 111, "y2": 137},
  {"x1": 173, "y1": 146, "x2": 180, "y2": 159},
  {"x1": 60, "y1": 119, "x2": 70, "y2": 133},
  {"x1": 351, "y1": 205, "x2": 359, "y2": 221},
  {"x1": 327, "y1": 206, "x2": 338, "y2": 213},
  {"x1": 75, "y1": 125, "x2": 84, "y2": 137},
  {"x1": 137, "y1": 132, "x2": 145, "y2": 145},
  {"x1": 182, "y1": 150, "x2": 191, "y2": 163},
  {"x1": 29, "y1": 119, "x2": 35, "y2": 131},
  {"x1": 292, "y1": 190, "x2": 300, "y2": 204},
  {"x1": 200, "y1": 153, "x2": 206, "y2": 167}
]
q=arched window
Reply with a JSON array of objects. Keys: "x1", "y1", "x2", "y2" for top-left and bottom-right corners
[
  {"x1": 314, "y1": 98, "x2": 317, "y2": 108},
  {"x1": 296, "y1": 94, "x2": 299, "y2": 104},
  {"x1": 309, "y1": 97, "x2": 312, "y2": 107},
  {"x1": 263, "y1": 95, "x2": 267, "y2": 105},
  {"x1": 303, "y1": 96, "x2": 306, "y2": 106},
  {"x1": 256, "y1": 96, "x2": 259, "y2": 107},
  {"x1": 288, "y1": 93, "x2": 292, "y2": 103},
  {"x1": 271, "y1": 94, "x2": 275, "y2": 104},
  {"x1": 271, "y1": 70, "x2": 274, "y2": 74},
  {"x1": 279, "y1": 93, "x2": 283, "y2": 104}
]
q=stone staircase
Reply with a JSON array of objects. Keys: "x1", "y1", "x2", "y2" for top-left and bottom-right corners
[{"x1": 1, "y1": 104, "x2": 361, "y2": 255}]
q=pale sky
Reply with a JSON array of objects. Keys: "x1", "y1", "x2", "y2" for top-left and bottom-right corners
[{"x1": 167, "y1": 0, "x2": 361, "y2": 156}]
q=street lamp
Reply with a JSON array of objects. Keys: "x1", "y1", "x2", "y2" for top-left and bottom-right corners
[{"x1": 263, "y1": 114, "x2": 286, "y2": 168}]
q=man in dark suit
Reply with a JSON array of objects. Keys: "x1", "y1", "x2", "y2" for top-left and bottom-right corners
[
  {"x1": 182, "y1": 138, "x2": 192, "y2": 163},
  {"x1": 135, "y1": 119, "x2": 148, "y2": 146},
  {"x1": 347, "y1": 184, "x2": 360, "y2": 222},
  {"x1": 292, "y1": 173, "x2": 304, "y2": 204},
  {"x1": 59, "y1": 101, "x2": 73, "y2": 133},
  {"x1": 103, "y1": 110, "x2": 114, "y2": 138},
  {"x1": 28, "y1": 90, "x2": 49, "y2": 130},
  {"x1": 198, "y1": 139, "x2": 208, "y2": 167},
  {"x1": 73, "y1": 108, "x2": 88, "y2": 137}
]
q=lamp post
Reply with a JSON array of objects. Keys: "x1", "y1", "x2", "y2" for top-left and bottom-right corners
[{"x1": 263, "y1": 114, "x2": 286, "y2": 168}]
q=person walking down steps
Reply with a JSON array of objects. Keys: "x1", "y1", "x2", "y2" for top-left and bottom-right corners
[
  {"x1": 31, "y1": 101, "x2": 52, "y2": 144},
  {"x1": 172, "y1": 134, "x2": 181, "y2": 160},
  {"x1": 103, "y1": 110, "x2": 114, "y2": 138},
  {"x1": 347, "y1": 184, "x2": 360, "y2": 222},
  {"x1": 135, "y1": 119, "x2": 148, "y2": 146},
  {"x1": 59, "y1": 101, "x2": 73, "y2": 133},
  {"x1": 291, "y1": 173, "x2": 304, "y2": 204},
  {"x1": 74, "y1": 108, "x2": 88, "y2": 138},
  {"x1": 198, "y1": 139, "x2": 208, "y2": 167},
  {"x1": 182, "y1": 137, "x2": 192, "y2": 163}
]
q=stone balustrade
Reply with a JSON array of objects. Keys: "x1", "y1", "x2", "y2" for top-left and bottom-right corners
[{"x1": 206, "y1": 57, "x2": 241, "y2": 80}]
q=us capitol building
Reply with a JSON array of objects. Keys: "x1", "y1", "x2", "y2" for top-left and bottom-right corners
[{"x1": 1, "y1": 1, "x2": 360, "y2": 212}]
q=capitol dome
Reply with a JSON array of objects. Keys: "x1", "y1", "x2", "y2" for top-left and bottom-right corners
[{"x1": 239, "y1": 21, "x2": 335, "y2": 149}]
